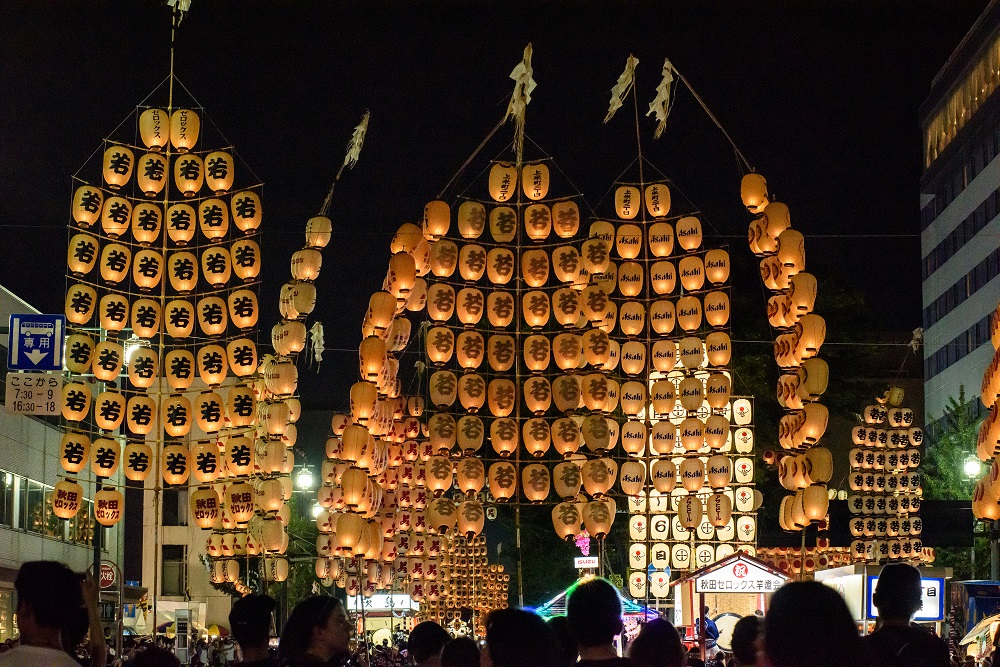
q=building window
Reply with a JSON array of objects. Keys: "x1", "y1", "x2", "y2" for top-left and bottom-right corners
[
  {"x1": 161, "y1": 545, "x2": 187, "y2": 597},
  {"x1": 162, "y1": 487, "x2": 188, "y2": 527},
  {"x1": 0, "y1": 473, "x2": 13, "y2": 527}
]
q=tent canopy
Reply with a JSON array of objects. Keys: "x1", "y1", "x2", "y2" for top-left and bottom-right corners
[{"x1": 533, "y1": 577, "x2": 657, "y2": 621}]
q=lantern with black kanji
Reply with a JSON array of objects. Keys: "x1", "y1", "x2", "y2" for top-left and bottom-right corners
[
  {"x1": 231, "y1": 190, "x2": 262, "y2": 233},
  {"x1": 90, "y1": 437, "x2": 121, "y2": 477},
  {"x1": 123, "y1": 442, "x2": 153, "y2": 481},
  {"x1": 162, "y1": 395, "x2": 192, "y2": 437},
  {"x1": 161, "y1": 444, "x2": 191, "y2": 485},
  {"x1": 103, "y1": 145, "x2": 134, "y2": 189},
  {"x1": 197, "y1": 345, "x2": 228, "y2": 387},
  {"x1": 136, "y1": 153, "x2": 167, "y2": 196},
  {"x1": 94, "y1": 391, "x2": 126, "y2": 431},
  {"x1": 190, "y1": 486, "x2": 221, "y2": 529},
  {"x1": 59, "y1": 432, "x2": 90, "y2": 474},
  {"x1": 201, "y1": 246, "x2": 232, "y2": 287},
  {"x1": 131, "y1": 299, "x2": 161, "y2": 338},
  {"x1": 126, "y1": 395, "x2": 156, "y2": 436}
]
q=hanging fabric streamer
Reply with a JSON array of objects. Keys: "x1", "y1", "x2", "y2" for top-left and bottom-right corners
[
  {"x1": 342, "y1": 111, "x2": 370, "y2": 171},
  {"x1": 309, "y1": 321, "x2": 325, "y2": 366},
  {"x1": 647, "y1": 58, "x2": 677, "y2": 139},
  {"x1": 604, "y1": 55, "x2": 639, "y2": 123},
  {"x1": 505, "y1": 44, "x2": 537, "y2": 161},
  {"x1": 167, "y1": 0, "x2": 192, "y2": 22}
]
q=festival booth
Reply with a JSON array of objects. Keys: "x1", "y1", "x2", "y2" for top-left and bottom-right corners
[
  {"x1": 346, "y1": 594, "x2": 419, "y2": 644},
  {"x1": 670, "y1": 552, "x2": 790, "y2": 661},
  {"x1": 951, "y1": 582, "x2": 1000, "y2": 663},
  {"x1": 814, "y1": 564, "x2": 952, "y2": 638},
  {"x1": 534, "y1": 578, "x2": 658, "y2": 651}
]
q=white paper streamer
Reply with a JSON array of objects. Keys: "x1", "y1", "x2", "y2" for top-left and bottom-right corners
[
  {"x1": 505, "y1": 44, "x2": 537, "y2": 159},
  {"x1": 343, "y1": 111, "x2": 370, "y2": 171},
  {"x1": 604, "y1": 55, "x2": 639, "y2": 123},
  {"x1": 647, "y1": 58, "x2": 677, "y2": 139}
]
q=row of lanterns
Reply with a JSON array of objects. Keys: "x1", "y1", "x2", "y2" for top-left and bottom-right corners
[
  {"x1": 846, "y1": 389, "x2": 927, "y2": 564},
  {"x1": 974, "y1": 306, "x2": 1000, "y2": 520},
  {"x1": 742, "y1": 174, "x2": 830, "y2": 537}
]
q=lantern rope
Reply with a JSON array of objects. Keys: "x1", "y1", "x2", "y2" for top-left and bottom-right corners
[{"x1": 672, "y1": 69, "x2": 753, "y2": 175}]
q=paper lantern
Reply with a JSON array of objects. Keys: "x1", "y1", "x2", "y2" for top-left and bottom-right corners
[
  {"x1": 132, "y1": 152, "x2": 167, "y2": 196},
  {"x1": 678, "y1": 496, "x2": 703, "y2": 528},
  {"x1": 620, "y1": 460, "x2": 645, "y2": 495},
  {"x1": 777, "y1": 229, "x2": 805, "y2": 273},
  {"x1": 194, "y1": 391, "x2": 225, "y2": 433},
  {"x1": 583, "y1": 500, "x2": 616, "y2": 539},
  {"x1": 134, "y1": 201, "x2": 165, "y2": 243},
  {"x1": 707, "y1": 494, "x2": 732, "y2": 527},
  {"x1": 89, "y1": 437, "x2": 121, "y2": 477},
  {"x1": 552, "y1": 502, "x2": 582, "y2": 541},
  {"x1": 162, "y1": 395, "x2": 192, "y2": 437},
  {"x1": 645, "y1": 182, "x2": 671, "y2": 217},
  {"x1": 523, "y1": 203, "x2": 552, "y2": 241},
  {"x1": 201, "y1": 246, "x2": 232, "y2": 287},
  {"x1": 131, "y1": 298, "x2": 161, "y2": 338},
  {"x1": 488, "y1": 163, "x2": 518, "y2": 202},
  {"x1": 67, "y1": 233, "x2": 98, "y2": 276},
  {"x1": 705, "y1": 332, "x2": 732, "y2": 367},
  {"x1": 174, "y1": 153, "x2": 204, "y2": 196},
  {"x1": 99, "y1": 242, "x2": 131, "y2": 284},
  {"x1": 520, "y1": 463, "x2": 550, "y2": 502},
  {"x1": 226, "y1": 338, "x2": 258, "y2": 378},
  {"x1": 58, "y1": 431, "x2": 90, "y2": 474},
  {"x1": 741, "y1": 174, "x2": 769, "y2": 213},
  {"x1": 196, "y1": 344, "x2": 228, "y2": 387},
  {"x1": 704, "y1": 291, "x2": 730, "y2": 328},
  {"x1": 676, "y1": 217, "x2": 703, "y2": 251},
  {"x1": 705, "y1": 373, "x2": 732, "y2": 410},
  {"x1": 72, "y1": 186, "x2": 103, "y2": 227},
  {"x1": 203, "y1": 151, "x2": 235, "y2": 193},
  {"x1": 198, "y1": 198, "x2": 230, "y2": 241},
  {"x1": 802, "y1": 485, "x2": 829, "y2": 521},
  {"x1": 61, "y1": 381, "x2": 91, "y2": 422},
  {"x1": 651, "y1": 459, "x2": 677, "y2": 493},
  {"x1": 678, "y1": 255, "x2": 705, "y2": 291},
  {"x1": 679, "y1": 458, "x2": 705, "y2": 492},
  {"x1": 53, "y1": 478, "x2": 84, "y2": 519},
  {"x1": 138, "y1": 108, "x2": 169, "y2": 150},
  {"x1": 676, "y1": 296, "x2": 702, "y2": 332},
  {"x1": 103, "y1": 144, "x2": 134, "y2": 189},
  {"x1": 582, "y1": 458, "x2": 616, "y2": 497},
  {"x1": 619, "y1": 381, "x2": 645, "y2": 416},
  {"x1": 706, "y1": 455, "x2": 733, "y2": 489},
  {"x1": 229, "y1": 190, "x2": 262, "y2": 233},
  {"x1": 122, "y1": 442, "x2": 153, "y2": 481},
  {"x1": 488, "y1": 462, "x2": 517, "y2": 501},
  {"x1": 94, "y1": 391, "x2": 126, "y2": 431},
  {"x1": 422, "y1": 200, "x2": 451, "y2": 240},
  {"x1": 169, "y1": 108, "x2": 200, "y2": 151},
  {"x1": 132, "y1": 249, "x2": 164, "y2": 290},
  {"x1": 651, "y1": 340, "x2": 678, "y2": 373},
  {"x1": 125, "y1": 395, "x2": 156, "y2": 436},
  {"x1": 92, "y1": 486, "x2": 124, "y2": 527}
]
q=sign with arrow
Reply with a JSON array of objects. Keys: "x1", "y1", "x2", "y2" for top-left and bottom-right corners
[{"x1": 8, "y1": 314, "x2": 66, "y2": 371}]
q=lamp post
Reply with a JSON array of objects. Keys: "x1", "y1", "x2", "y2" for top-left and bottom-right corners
[{"x1": 963, "y1": 456, "x2": 995, "y2": 579}]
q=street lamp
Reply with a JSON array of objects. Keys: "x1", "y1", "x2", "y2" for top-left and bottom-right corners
[
  {"x1": 295, "y1": 466, "x2": 314, "y2": 491},
  {"x1": 311, "y1": 503, "x2": 323, "y2": 519},
  {"x1": 965, "y1": 455, "x2": 982, "y2": 480}
]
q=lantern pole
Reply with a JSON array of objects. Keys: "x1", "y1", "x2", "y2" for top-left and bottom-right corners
[
  {"x1": 798, "y1": 525, "x2": 807, "y2": 581},
  {"x1": 513, "y1": 105, "x2": 526, "y2": 612}
]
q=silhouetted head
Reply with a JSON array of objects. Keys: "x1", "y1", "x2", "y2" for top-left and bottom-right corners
[
  {"x1": 730, "y1": 615, "x2": 761, "y2": 665},
  {"x1": 441, "y1": 635, "x2": 480, "y2": 667},
  {"x1": 872, "y1": 563, "x2": 923, "y2": 621},
  {"x1": 566, "y1": 577, "x2": 623, "y2": 648},
  {"x1": 483, "y1": 608, "x2": 560, "y2": 667},
  {"x1": 229, "y1": 594, "x2": 275, "y2": 650},
  {"x1": 762, "y1": 581, "x2": 860, "y2": 667},
  {"x1": 626, "y1": 617, "x2": 686, "y2": 667},
  {"x1": 408, "y1": 621, "x2": 451, "y2": 665}
]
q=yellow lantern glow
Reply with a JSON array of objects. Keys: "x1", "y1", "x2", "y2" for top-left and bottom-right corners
[
  {"x1": 170, "y1": 109, "x2": 200, "y2": 152},
  {"x1": 676, "y1": 296, "x2": 702, "y2": 332},
  {"x1": 552, "y1": 200, "x2": 580, "y2": 238},
  {"x1": 132, "y1": 249, "x2": 164, "y2": 290},
  {"x1": 94, "y1": 391, "x2": 126, "y2": 431},
  {"x1": 174, "y1": 153, "x2": 204, "y2": 197},
  {"x1": 199, "y1": 198, "x2": 230, "y2": 240},
  {"x1": 489, "y1": 163, "x2": 519, "y2": 202},
  {"x1": 67, "y1": 233, "x2": 98, "y2": 275},
  {"x1": 645, "y1": 183, "x2": 671, "y2": 217},
  {"x1": 136, "y1": 153, "x2": 167, "y2": 196},
  {"x1": 615, "y1": 186, "x2": 641, "y2": 219},
  {"x1": 205, "y1": 151, "x2": 235, "y2": 193},
  {"x1": 524, "y1": 203, "x2": 552, "y2": 241},
  {"x1": 53, "y1": 478, "x2": 84, "y2": 519},
  {"x1": 164, "y1": 350, "x2": 195, "y2": 391},
  {"x1": 72, "y1": 186, "x2": 103, "y2": 227},
  {"x1": 139, "y1": 108, "x2": 169, "y2": 150},
  {"x1": 705, "y1": 332, "x2": 732, "y2": 367},
  {"x1": 103, "y1": 145, "x2": 134, "y2": 189},
  {"x1": 59, "y1": 432, "x2": 90, "y2": 474},
  {"x1": 123, "y1": 442, "x2": 153, "y2": 481},
  {"x1": 705, "y1": 249, "x2": 731, "y2": 285},
  {"x1": 94, "y1": 486, "x2": 124, "y2": 527},
  {"x1": 676, "y1": 217, "x2": 703, "y2": 251},
  {"x1": 231, "y1": 190, "x2": 263, "y2": 233},
  {"x1": 100, "y1": 243, "x2": 131, "y2": 284},
  {"x1": 90, "y1": 437, "x2": 121, "y2": 477},
  {"x1": 741, "y1": 173, "x2": 769, "y2": 213},
  {"x1": 126, "y1": 395, "x2": 156, "y2": 435},
  {"x1": 522, "y1": 162, "x2": 550, "y2": 200}
]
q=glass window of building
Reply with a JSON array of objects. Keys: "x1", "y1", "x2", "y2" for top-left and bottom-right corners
[{"x1": 161, "y1": 545, "x2": 187, "y2": 597}]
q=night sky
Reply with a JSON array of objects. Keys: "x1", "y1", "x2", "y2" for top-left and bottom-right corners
[{"x1": 0, "y1": 0, "x2": 989, "y2": 433}]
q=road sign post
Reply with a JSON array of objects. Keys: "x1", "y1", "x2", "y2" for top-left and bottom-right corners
[{"x1": 7, "y1": 314, "x2": 66, "y2": 371}]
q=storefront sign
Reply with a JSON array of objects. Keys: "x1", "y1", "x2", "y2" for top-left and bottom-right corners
[
  {"x1": 574, "y1": 556, "x2": 599, "y2": 569},
  {"x1": 693, "y1": 557, "x2": 785, "y2": 593},
  {"x1": 865, "y1": 576, "x2": 944, "y2": 622}
]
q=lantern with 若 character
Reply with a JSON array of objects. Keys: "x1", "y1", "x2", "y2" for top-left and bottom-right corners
[
  {"x1": 195, "y1": 392, "x2": 225, "y2": 433},
  {"x1": 231, "y1": 190, "x2": 262, "y2": 233},
  {"x1": 583, "y1": 499, "x2": 616, "y2": 539},
  {"x1": 100, "y1": 243, "x2": 131, "y2": 284},
  {"x1": 488, "y1": 462, "x2": 517, "y2": 501},
  {"x1": 131, "y1": 202, "x2": 162, "y2": 243},
  {"x1": 64, "y1": 333, "x2": 95, "y2": 374},
  {"x1": 53, "y1": 478, "x2": 84, "y2": 519},
  {"x1": 123, "y1": 442, "x2": 153, "y2": 481},
  {"x1": 232, "y1": 238, "x2": 261, "y2": 281},
  {"x1": 131, "y1": 298, "x2": 161, "y2": 338},
  {"x1": 94, "y1": 391, "x2": 126, "y2": 431},
  {"x1": 552, "y1": 501, "x2": 582, "y2": 540},
  {"x1": 136, "y1": 153, "x2": 167, "y2": 196},
  {"x1": 161, "y1": 445, "x2": 191, "y2": 485},
  {"x1": 94, "y1": 486, "x2": 124, "y2": 527},
  {"x1": 72, "y1": 186, "x2": 103, "y2": 227},
  {"x1": 90, "y1": 437, "x2": 121, "y2": 477},
  {"x1": 201, "y1": 246, "x2": 232, "y2": 286},
  {"x1": 167, "y1": 251, "x2": 198, "y2": 293},
  {"x1": 67, "y1": 233, "x2": 99, "y2": 275},
  {"x1": 204, "y1": 151, "x2": 235, "y2": 193},
  {"x1": 199, "y1": 198, "x2": 230, "y2": 241},
  {"x1": 227, "y1": 338, "x2": 258, "y2": 378},
  {"x1": 161, "y1": 395, "x2": 192, "y2": 437},
  {"x1": 126, "y1": 395, "x2": 156, "y2": 436},
  {"x1": 103, "y1": 145, "x2": 134, "y2": 189},
  {"x1": 61, "y1": 381, "x2": 92, "y2": 422},
  {"x1": 457, "y1": 201, "x2": 486, "y2": 238},
  {"x1": 228, "y1": 289, "x2": 259, "y2": 329},
  {"x1": 490, "y1": 417, "x2": 518, "y2": 456},
  {"x1": 101, "y1": 197, "x2": 132, "y2": 239},
  {"x1": 132, "y1": 249, "x2": 164, "y2": 290},
  {"x1": 165, "y1": 202, "x2": 196, "y2": 245},
  {"x1": 59, "y1": 432, "x2": 90, "y2": 474},
  {"x1": 174, "y1": 153, "x2": 204, "y2": 196}
]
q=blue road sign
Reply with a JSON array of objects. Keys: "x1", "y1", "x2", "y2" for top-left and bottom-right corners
[{"x1": 8, "y1": 314, "x2": 66, "y2": 371}]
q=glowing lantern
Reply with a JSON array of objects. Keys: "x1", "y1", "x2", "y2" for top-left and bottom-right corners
[
  {"x1": 166, "y1": 252, "x2": 198, "y2": 293},
  {"x1": 679, "y1": 256, "x2": 705, "y2": 292},
  {"x1": 423, "y1": 200, "x2": 451, "y2": 240},
  {"x1": 195, "y1": 392, "x2": 225, "y2": 433},
  {"x1": 130, "y1": 203, "x2": 162, "y2": 244},
  {"x1": 552, "y1": 501, "x2": 582, "y2": 540},
  {"x1": 679, "y1": 458, "x2": 705, "y2": 492},
  {"x1": 58, "y1": 432, "x2": 90, "y2": 474},
  {"x1": 582, "y1": 458, "x2": 616, "y2": 497},
  {"x1": 619, "y1": 381, "x2": 646, "y2": 417},
  {"x1": 619, "y1": 340, "x2": 645, "y2": 375},
  {"x1": 524, "y1": 203, "x2": 552, "y2": 241},
  {"x1": 488, "y1": 163, "x2": 518, "y2": 202},
  {"x1": 614, "y1": 185, "x2": 641, "y2": 219},
  {"x1": 136, "y1": 153, "x2": 167, "y2": 196},
  {"x1": 174, "y1": 153, "x2": 204, "y2": 196},
  {"x1": 53, "y1": 478, "x2": 84, "y2": 519},
  {"x1": 490, "y1": 417, "x2": 518, "y2": 456},
  {"x1": 100, "y1": 243, "x2": 131, "y2": 283},
  {"x1": 676, "y1": 296, "x2": 702, "y2": 332},
  {"x1": 131, "y1": 298, "x2": 161, "y2": 338},
  {"x1": 169, "y1": 108, "x2": 200, "y2": 151},
  {"x1": 523, "y1": 290, "x2": 550, "y2": 327},
  {"x1": 194, "y1": 297, "x2": 227, "y2": 337},
  {"x1": 138, "y1": 108, "x2": 169, "y2": 150},
  {"x1": 125, "y1": 395, "x2": 157, "y2": 436},
  {"x1": 89, "y1": 437, "x2": 121, "y2": 477},
  {"x1": 488, "y1": 462, "x2": 517, "y2": 501},
  {"x1": 61, "y1": 381, "x2": 92, "y2": 422},
  {"x1": 678, "y1": 496, "x2": 703, "y2": 529},
  {"x1": 199, "y1": 198, "x2": 230, "y2": 240},
  {"x1": 620, "y1": 460, "x2": 645, "y2": 495},
  {"x1": 707, "y1": 494, "x2": 732, "y2": 527},
  {"x1": 676, "y1": 217, "x2": 703, "y2": 251},
  {"x1": 522, "y1": 463, "x2": 551, "y2": 502},
  {"x1": 196, "y1": 345, "x2": 228, "y2": 387},
  {"x1": 615, "y1": 225, "x2": 642, "y2": 260},
  {"x1": 203, "y1": 151, "x2": 235, "y2": 193},
  {"x1": 225, "y1": 437, "x2": 254, "y2": 477},
  {"x1": 161, "y1": 395, "x2": 192, "y2": 437},
  {"x1": 91, "y1": 486, "x2": 123, "y2": 527},
  {"x1": 103, "y1": 145, "x2": 134, "y2": 189},
  {"x1": 122, "y1": 442, "x2": 152, "y2": 481},
  {"x1": 706, "y1": 455, "x2": 733, "y2": 489},
  {"x1": 72, "y1": 186, "x2": 103, "y2": 227},
  {"x1": 521, "y1": 162, "x2": 550, "y2": 200},
  {"x1": 67, "y1": 233, "x2": 98, "y2": 275},
  {"x1": 651, "y1": 459, "x2": 677, "y2": 493},
  {"x1": 520, "y1": 249, "x2": 548, "y2": 287},
  {"x1": 584, "y1": 499, "x2": 616, "y2": 539},
  {"x1": 201, "y1": 246, "x2": 232, "y2": 287},
  {"x1": 705, "y1": 332, "x2": 732, "y2": 367},
  {"x1": 132, "y1": 249, "x2": 163, "y2": 290},
  {"x1": 94, "y1": 391, "x2": 126, "y2": 431},
  {"x1": 522, "y1": 417, "x2": 551, "y2": 456},
  {"x1": 164, "y1": 350, "x2": 195, "y2": 391},
  {"x1": 643, "y1": 182, "x2": 671, "y2": 217},
  {"x1": 705, "y1": 373, "x2": 732, "y2": 410},
  {"x1": 651, "y1": 341, "x2": 678, "y2": 374},
  {"x1": 581, "y1": 238, "x2": 610, "y2": 275},
  {"x1": 776, "y1": 229, "x2": 805, "y2": 273},
  {"x1": 488, "y1": 379, "x2": 516, "y2": 417},
  {"x1": 231, "y1": 190, "x2": 262, "y2": 232},
  {"x1": 741, "y1": 174, "x2": 769, "y2": 213}
]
